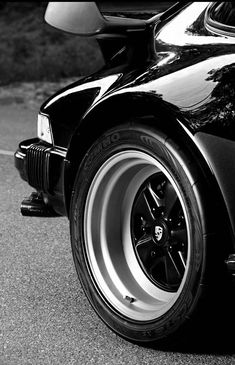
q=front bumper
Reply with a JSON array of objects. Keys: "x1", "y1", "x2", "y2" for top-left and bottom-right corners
[{"x1": 15, "y1": 138, "x2": 67, "y2": 216}]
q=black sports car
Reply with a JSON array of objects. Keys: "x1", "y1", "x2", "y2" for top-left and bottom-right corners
[{"x1": 15, "y1": 2, "x2": 235, "y2": 345}]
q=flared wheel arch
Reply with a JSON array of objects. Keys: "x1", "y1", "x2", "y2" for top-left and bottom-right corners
[{"x1": 64, "y1": 95, "x2": 193, "y2": 216}]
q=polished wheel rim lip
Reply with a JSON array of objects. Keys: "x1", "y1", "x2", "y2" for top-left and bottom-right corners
[{"x1": 84, "y1": 150, "x2": 191, "y2": 321}]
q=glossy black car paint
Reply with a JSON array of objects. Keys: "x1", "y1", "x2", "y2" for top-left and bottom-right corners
[{"x1": 15, "y1": 3, "x2": 235, "y2": 252}]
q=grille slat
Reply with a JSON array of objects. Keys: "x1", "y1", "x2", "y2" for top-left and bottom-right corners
[{"x1": 26, "y1": 145, "x2": 50, "y2": 191}]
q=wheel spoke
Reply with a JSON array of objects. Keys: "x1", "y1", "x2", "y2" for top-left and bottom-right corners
[
  {"x1": 163, "y1": 253, "x2": 183, "y2": 287},
  {"x1": 134, "y1": 191, "x2": 155, "y2": 223},
  {"x1": 143, "y1": 191, "x2": 156, "y2": 221},
  {"x1": 164, "y1": 255, "x2": 170, "y2": 284},
  {"x1": 171, "y1": 228, "x2": 187, "y2": 243},
  {"x1": 163, "y1": 254, "x2": 177, "y2": 286},
  {"x1": 149, "y1": 255, "x2": 165, "y2": 279},
  {"x1": 146, "y1": 182, "x2": 164, "y2": 208},
  {"x1": 137, "y1": 182, "x2": 164, "y2": 221},
  {"x1": 164, "y1": 181, "x2": 178, "y2": 218},
  {"x1": 178, "y1": 250, "x2": 186, "y2": 269},
  {"x1": 166, "y1": 249, "x2": 185, "y2": 278},
  {"x1": 136, "y1": 233, "x2": 153, "y2": 247},
  {"x1": 135, "y1": 234, "x2": 156, "y2": 268}
]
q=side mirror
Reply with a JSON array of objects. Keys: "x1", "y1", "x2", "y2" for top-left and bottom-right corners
[
  {"x1": 44, "y1": 2, "x2": 106, "y2": 35},
  {"x1": 44, "y1": 2, "x2": 147, "y2": 36}
]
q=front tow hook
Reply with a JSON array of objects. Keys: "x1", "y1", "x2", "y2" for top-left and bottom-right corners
[{"x1": 21, "y1": 192, "x2": 59, "y2": 217}]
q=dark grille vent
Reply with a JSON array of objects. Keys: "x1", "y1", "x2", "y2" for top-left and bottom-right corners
[{"x1": 26, "y1": 144, "x2": 50, "y2": 191}]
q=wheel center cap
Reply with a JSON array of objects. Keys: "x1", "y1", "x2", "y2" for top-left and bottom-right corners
[
  {"x1": 154, "y1": 225, "x2": 163, "y2": 242},
  {"x1": 153, "y1": 220, "x2": 169, "y2": 246}
]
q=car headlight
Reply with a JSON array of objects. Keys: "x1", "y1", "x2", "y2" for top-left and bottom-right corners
[{"x1": 37, "y1": 113, "x2": 53, "y2": 144}]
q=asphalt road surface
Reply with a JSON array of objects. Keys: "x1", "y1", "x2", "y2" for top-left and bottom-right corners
[{"x1": 1, "y1": 103, "x2": 235, "y2": 364}]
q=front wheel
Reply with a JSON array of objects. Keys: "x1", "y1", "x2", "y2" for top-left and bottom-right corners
[{"x1": 70, "y1": 123, "x2": 221, "y2": 344}]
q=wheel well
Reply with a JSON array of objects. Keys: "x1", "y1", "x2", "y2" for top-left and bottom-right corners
[
  {"x1": 65, "y1": 94, "x2": 186, "y2": 216},
  {"x1": 64, "y1": 93, "x2": 234, "y2": 253}
]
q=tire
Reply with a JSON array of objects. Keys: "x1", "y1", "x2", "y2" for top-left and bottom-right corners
[{"x1": 70, "y1": 122, "x2": 222, "y2": 345}]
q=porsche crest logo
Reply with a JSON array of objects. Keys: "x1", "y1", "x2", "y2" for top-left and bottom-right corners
[{"x1": 155, "y1": 226, "x2": 163, "y2": 241}]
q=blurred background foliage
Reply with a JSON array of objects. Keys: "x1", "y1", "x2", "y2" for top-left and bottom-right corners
[{"x1": 0, "y1": 2, "x2": 104, "y2": 85}]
